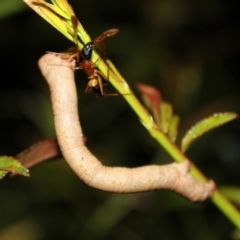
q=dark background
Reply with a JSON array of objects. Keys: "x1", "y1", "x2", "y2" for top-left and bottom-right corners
[{"x1": 0, "y1": 0, "x2": 240, "y2": 239}]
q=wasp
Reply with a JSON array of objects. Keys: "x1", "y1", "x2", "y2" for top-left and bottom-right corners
[{"x1": 69, "y1": 16, "x2": 119, "y2": 97}]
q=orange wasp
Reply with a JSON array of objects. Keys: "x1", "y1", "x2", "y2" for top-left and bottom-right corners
[{"x1": 71, "y1": 16, "x2": 119, "y2": 97}]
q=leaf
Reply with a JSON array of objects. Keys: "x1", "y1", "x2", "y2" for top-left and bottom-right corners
[
  {"x1": 137, "y1": 83, "x2": 180, "y2": 142},
  {"x1": 181, "y1": 112, "x2": 238, "y2": 152},
  {"x1": 168, "y1": 115, "x2": 180, "y2": 142},
  {"x1": 136, "y1": 83, "x2": 161, "y2": 126},
  {"x1": 0, "y1": 171, "x2": 7, "y2": 179},
  {"x1": 160, "y1": 101, "x2": 173, "y2": 133},
  {"x1": 0, "y1": 156, "x2": 29, "y2": 179},
  {"x1": 24, "y1": 0, "x2": 73, "y2": 42},
  {"x1": 52, "y1": 0, "x2": 75, "y2": 18},
  {"x1": 23, "y1": 0, "x2": 86, "y2": 47}
]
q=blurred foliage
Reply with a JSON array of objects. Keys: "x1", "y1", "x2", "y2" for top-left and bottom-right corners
[
  {"x1": 0, "y1": 0, "x2": 27, "y2": 20},
  {"x1": 1, "y1": 0, "x2": 240, "y2": 239}
]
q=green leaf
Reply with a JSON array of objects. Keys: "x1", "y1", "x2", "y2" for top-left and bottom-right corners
[
  {"x1": 24, "y1": 0, "x2": 86, "y2": 48},
  {"x1": 168, "y1": 115, "x2": 180, "y2": 142},
  {"x1": 24, "y1": 0, "x2": 73, "y2": 42},
  {"x1": 160, "y1": 101, "x2": 172, "y2": 134},
  {"x1": 0, "y1": 156, "x2": 29, "y2": 179},
  {"x1": 181, "y1": 112, "x2": 238, "y2": 152},
  {"x1": 0, "y1": 171, "x2": 7, "y2": 179}
]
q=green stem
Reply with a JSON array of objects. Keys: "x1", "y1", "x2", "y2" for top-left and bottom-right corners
[
  {"x1": 212, "y1": 190, "x2": 240, "y2": 228},
  {"x1": 91, "y1": 51, "x2": 240, "y2": 229}
]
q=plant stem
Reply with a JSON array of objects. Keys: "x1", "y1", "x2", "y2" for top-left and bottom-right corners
[{"x1": 92, "y1": 48, "x2": 240, "y2": 229}]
